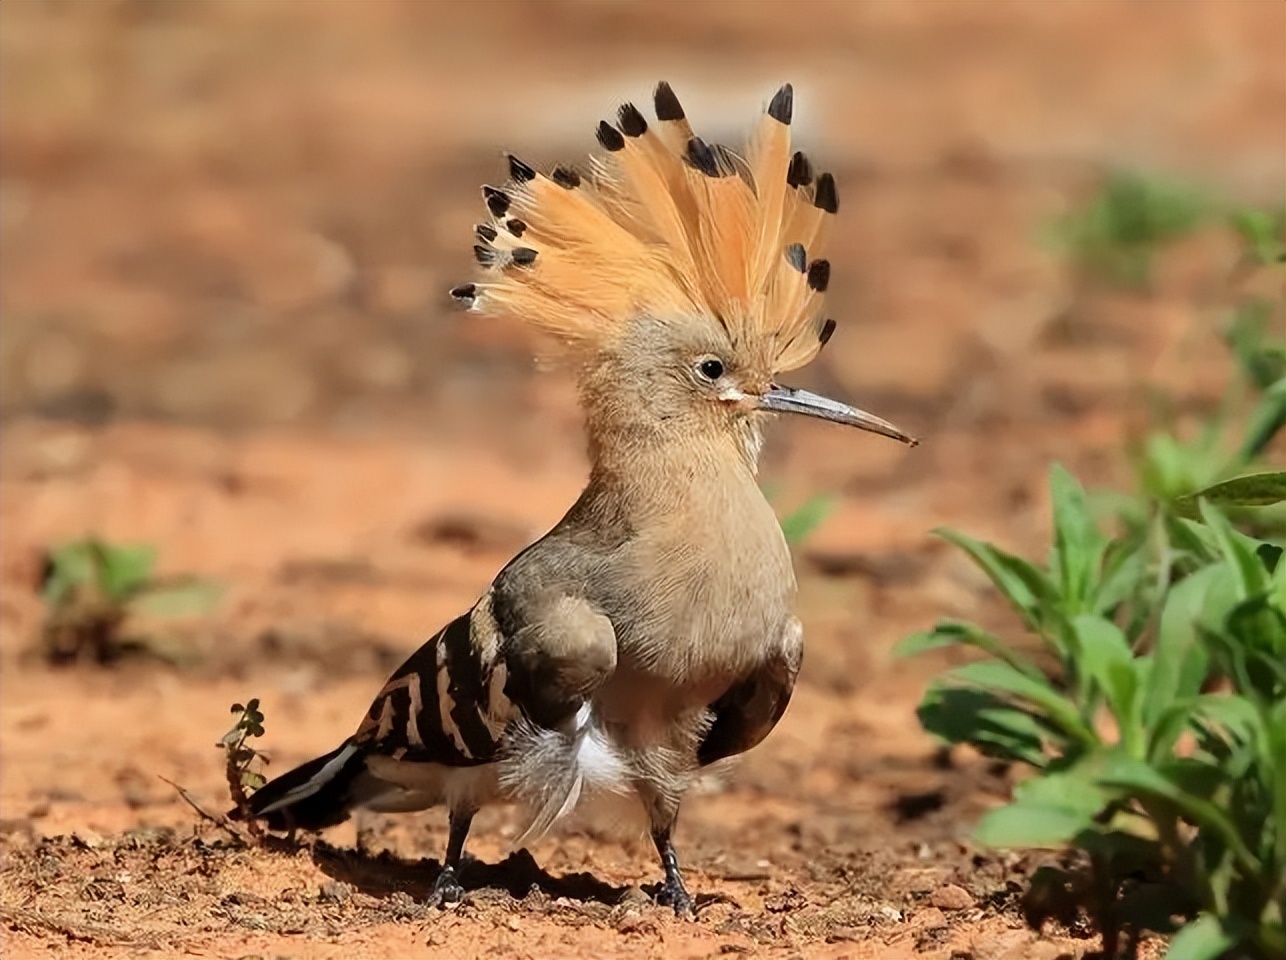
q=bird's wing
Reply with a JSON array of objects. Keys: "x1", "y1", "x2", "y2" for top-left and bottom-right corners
[
  {"x1": 352, "y1": 585, "x2": 618, "y2": 766},
  {"x1": 489, "y1": 568, "x2": 619, "y2": 728},
  {"x1": 351, "y1": 596, "x2": 513, "y2": 766},
  {"x1": 697, "y1": 619, "x2": 803, "y2": 766}
]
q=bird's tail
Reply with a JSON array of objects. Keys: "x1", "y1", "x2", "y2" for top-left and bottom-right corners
[{"x1": 233, "y1": 741, "x2": 366, "y2": 831}]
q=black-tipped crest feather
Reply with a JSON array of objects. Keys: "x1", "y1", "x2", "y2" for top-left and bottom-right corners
[
  {"x1": 685, "y1": 137, "x2": 720, "y2": 177},
  {"x1": 653, "y1": 81, "x2": 685, "y2": 121},
  {"x1": 483, "y1": 186, "x2": 511, "y2": 217},
  {"x1": 787, "y1": 151, "x2": 813, "y2": 188},
  {"x1": 551, "y1": 165, "x2": 582, "y2": 189},
  {"x1": 618, "y1": 103, "x2": 648, "y2": 137},
  {"x1": 806, "y1": 259, "x2": 830, "y2": 292},
  {"x1": 596, "y1": 121, "x2": 625, "y2": 152},
  {"x1": 813, "y1": 173, "x2": 838, "y2": 214},
  {"x1": 507, "y1": 155, "x2": 536, "y2": 183},
  {"x1": 767, "y1": 84, "x2": 793, "y2": 125},
  {"x1": 467, "y1": 81, "x2": 839, "y2": 373}
]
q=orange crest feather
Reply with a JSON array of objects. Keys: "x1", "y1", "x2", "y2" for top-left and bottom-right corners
[{"x1": 450, "y1": 82, "x2": 839, "y2": 374}]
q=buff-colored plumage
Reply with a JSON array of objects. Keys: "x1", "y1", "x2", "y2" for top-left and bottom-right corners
[
  {"x1": 451, "y1": 82, "x2": 838, "y2": 374},
  {"x1": 243, "y1": 81, "x2": 914, "y2": 921}
]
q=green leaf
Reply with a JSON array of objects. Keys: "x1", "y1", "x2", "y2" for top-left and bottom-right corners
[
  {"x1": 1238, "y1": 378, "x2": 1286, "y2": 463},
  {"x1": 935, "y1": 528, "x2": 1060, "y2": 638},
  {"x1": 40, "y1": 544, "x2": 100, "y2": 604},
  {"x1": 917, "y1": 684, "x2": 1055, "y2": 766},
  {"x1": 1049, "y1": 464, "x2": 1105, "y2": 611},
  {"x1": 1096, "y1": 755, "x2": 1260, "y2": 876},
  {"x1": 975, "y1": 804, "x2": 1092, "y2": 848},
  {"x1": 944, "y1": 661, "x2": 1097, "y2": 748},
  {"x1": 1191, "y1": 693, "x2": 1265, "y2": 746},
  {"x1": 1148, "y1": 564, "x2": 1219, "y2": 728},
  {"x1": 778, "y1": 494, "x2": 833, "y2": 545},
  {"x1": 1174, "y1": 472, "x2": 1286, "y2": 516},
  {"x1": 1197, "y1": 500, "x2": 1271, "y2": 599},
  {"x1": 975, "y1": 770, "x2": 1108, "y2": 848},
  {"x1": 1213, "y1": 596, "x2": 1286, "y2": 701},
  {"x1": 893, "y1": 620, "x2": 1046, "y2": 680},
  {"x1": 130, "y1": 578, "x2": 222, "y2": 618},
  {"x1": 1072, "y1": 614, "x2": 1137, "y2": 716},
  {"x1": 1072, "y1": 615, "x2": 1147, "y2": 755},
  {"x1": 1052, "y1": 171, "x2": 1206, "y2": 288},
  {"x1": 1164, "y1": 913, "x2": 1239, "y2": 960},
  {"x1": 1230, "y1": 206, "x2": 1286, "y2": 267},
  {"x1": 1225, "y1": 297, "x2": 1286, "y2": 390},
  {"x1": 1148, "y1": 701, "x2": 1199, "y2": 764},
  {"x1": 1093, "y1": 538, "x2": 1148, "y2": 619},
  {"x1": 95, "y1": 542, "x2": 157, "y2": 602}
]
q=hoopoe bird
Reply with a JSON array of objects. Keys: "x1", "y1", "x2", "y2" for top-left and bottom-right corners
[{"x1": 238, "y1": 81, "x2": 917, "y2": 915}]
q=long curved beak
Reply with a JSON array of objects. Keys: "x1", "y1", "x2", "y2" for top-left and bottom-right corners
[{"x1": 760, "y1": 383, "x2": 919, "y2": 446}]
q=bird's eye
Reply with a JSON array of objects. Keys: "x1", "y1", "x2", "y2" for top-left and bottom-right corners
[{"x1": 696, "y1": 358, "x2": 725, "y2": 381}]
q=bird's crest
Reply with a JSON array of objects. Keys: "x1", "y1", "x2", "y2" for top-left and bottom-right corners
[{"x1": 450, "y1": 82, "x2": 838, "y2": 374}]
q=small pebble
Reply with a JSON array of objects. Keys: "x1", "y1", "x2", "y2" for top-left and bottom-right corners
[
  {"x1": 319, "y1": 880, "x2": 351, "y2": 903},
  {"x1": 929, "y1": 883, "x2": 975, "y2": 911}
]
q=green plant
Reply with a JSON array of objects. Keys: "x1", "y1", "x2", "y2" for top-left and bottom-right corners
[
  {"x1": 1102, "y1": 203, "x2": 1286, "y2": 574},
  {"x1": 1051, "y1": 171, "x2": 1207, "y2": 288},
  {"x1": 39, "y1": 537, "x2": 221, "y2": 664},
  {"x1": 900, "y1": 465, "x2": 1286, "y2": 959},
  {"x1": 220, "y1": 699, "x2": 268, "y2": 837},
  {"x1": 1229, "y1": 206, "x2": 1286, "y2": 270},
  {"x1": 778, "y1": 492, "x2": 835, "y2": 545}
]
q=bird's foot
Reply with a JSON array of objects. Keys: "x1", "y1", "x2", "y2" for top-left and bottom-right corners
[
  {"x1": 428, "y1": 864, "x2": 465, "y2": 907},
  {"x1": 655, "y1": 872, "x2": 694, "y2": 919}
]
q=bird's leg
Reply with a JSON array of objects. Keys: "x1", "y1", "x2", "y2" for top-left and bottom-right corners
[
  {"x1": 652, "y1": 824, "x2": 694, "y2": 918},
  {"x1": 429, "y1": 809, "x2": 473, "y2": 905}
]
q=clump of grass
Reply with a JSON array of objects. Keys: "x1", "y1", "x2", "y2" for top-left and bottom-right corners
[
  {"x1": 38, "y1": 537, "x2": 220, "y2": 665},
  {"x1": 900, "y1": 466, "x2": 1286, "y2": 960},
  {"x1": 1050, "y1": 171, "x2": 1208, "y2": 289}
]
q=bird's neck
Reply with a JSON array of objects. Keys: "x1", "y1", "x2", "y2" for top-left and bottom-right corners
[{"x1": 581, "y1": 414, "x2": 767, "y2": 524}]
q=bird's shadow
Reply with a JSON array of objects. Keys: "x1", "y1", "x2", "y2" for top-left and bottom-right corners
[{"x1": 308, "y1": 839, "x2": 627, "y2": 907}]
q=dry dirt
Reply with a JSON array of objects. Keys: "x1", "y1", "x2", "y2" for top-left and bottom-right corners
[{"x1": 1, "y1": 2, "x2": 1281, "y2": 958}]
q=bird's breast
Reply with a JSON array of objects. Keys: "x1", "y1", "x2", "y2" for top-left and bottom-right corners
[{"x1": 606, "y1": 476, "x2": 797, "y2": 696}]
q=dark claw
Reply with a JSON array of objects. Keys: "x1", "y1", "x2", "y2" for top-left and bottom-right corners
[
  {"x1": 655, "y1": 873, "x2": 694, "y2": 918},
  {"x1": 428, "y1": 864, "x2": 465, "y2": 907}
]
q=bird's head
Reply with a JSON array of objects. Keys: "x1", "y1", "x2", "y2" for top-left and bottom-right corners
[{"x1": 451, "y1": 82, "x2": 917, "y2": 459}]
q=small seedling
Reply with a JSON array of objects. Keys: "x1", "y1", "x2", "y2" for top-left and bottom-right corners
[
  {"x1": 220, "y1": 699, "x2": 269, "y2": 837},
  {"x1": 38, "y1": 537, "x2": 220, "y2": 664}
]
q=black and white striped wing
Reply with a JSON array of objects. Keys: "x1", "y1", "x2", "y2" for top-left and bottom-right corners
[{"x1": 352, "y1": 600, "x2": 514, "y2": 766}]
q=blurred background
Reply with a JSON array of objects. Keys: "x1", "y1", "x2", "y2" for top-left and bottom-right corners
[
  {"x1": 3, "y1": 1, "x2": 1280, "y2": 435},
  {"x1": 0, "y1": 2, "x2": 1282, "y2": 957}
]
